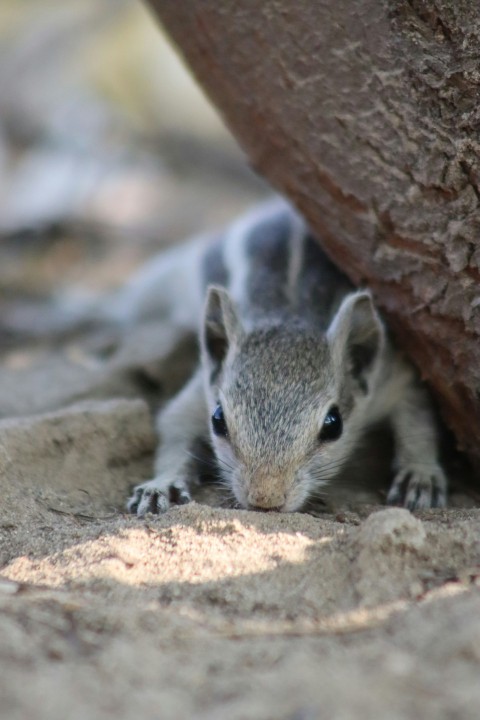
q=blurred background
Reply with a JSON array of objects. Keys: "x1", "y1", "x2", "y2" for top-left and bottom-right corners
[
  {"x1": 0, "y1": 0, "x2": 267, "y2": 422},
  {"x1": 0, "y1": 0, "x2": 266, "y2": 301}
]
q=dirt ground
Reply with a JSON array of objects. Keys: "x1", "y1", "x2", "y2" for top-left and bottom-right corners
[
  {"x1": 0, "y1": 5, "x2": 479, "y2": 715},
  {"x1": 1, "y1": 441, "x2": 480, "y2": 720}
]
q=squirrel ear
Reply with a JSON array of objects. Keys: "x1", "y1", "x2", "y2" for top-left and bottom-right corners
[
  {"x1": 202, "y1": 286, "x2": 243, "y2": 368},
  {"x1": 327, "y1": 291, "x2": 384, "y2": 391}
]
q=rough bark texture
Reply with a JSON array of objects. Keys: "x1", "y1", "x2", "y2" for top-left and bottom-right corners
[{"x1": 144, "y1": 0, "x2": 480, "y2": 474}]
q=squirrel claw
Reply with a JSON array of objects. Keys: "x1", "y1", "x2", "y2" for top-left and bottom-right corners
[
  {"x1": 387, "y1": 465, "x2": 447, "y2": 511},
  {"x1": 127, "y1": 479, "x2": 191, "y2": 517}
]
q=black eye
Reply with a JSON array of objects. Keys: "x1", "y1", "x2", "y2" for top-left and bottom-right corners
[
  {"x1": 211, "y1": 403, "x2": 228, "y2": 437},
  {"x1": 319, "y1": 405, "x2": 343, "y2": 442}
]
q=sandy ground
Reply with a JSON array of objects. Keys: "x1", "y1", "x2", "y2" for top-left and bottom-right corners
[{"x1": 1, "y1": 467, "x2": 480, "y2": 720}]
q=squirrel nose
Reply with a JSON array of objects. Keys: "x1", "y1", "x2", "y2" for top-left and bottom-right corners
[{"x1": 247, "y1": 488, "x2": 285, "y2": 510}]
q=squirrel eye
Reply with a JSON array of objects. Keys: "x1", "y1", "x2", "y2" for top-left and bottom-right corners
[
  {"x1": 319, "y1": 405, "x2": 343, "y2": 442},
  {"x1": 211, "y1": 403, "x2": 228, "y2": 437}
]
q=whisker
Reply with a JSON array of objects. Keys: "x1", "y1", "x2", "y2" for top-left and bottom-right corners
[
  {"x1": 309, "y1": 455, "x2": 356, "y2": 475},
  {"x1": 185, "y1": 449, "x2": 217, "y2": 470},
  {"x1": 216, "y1": 458, "x2": 237, "y2": 476}
]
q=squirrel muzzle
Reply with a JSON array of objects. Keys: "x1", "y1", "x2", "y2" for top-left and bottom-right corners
[{"x1": 246, "y1": 474, "x2": 288, "y2": 511}]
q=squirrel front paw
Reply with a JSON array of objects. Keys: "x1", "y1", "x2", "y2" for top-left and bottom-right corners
[
  {"x1": 386, "y1": 464, "x2": 447, "y2": 510},
  {"x1": 127, "y1": 477, "x2": 191, "y2": 517}
]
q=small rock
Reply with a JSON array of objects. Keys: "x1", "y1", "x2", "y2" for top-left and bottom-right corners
[{"x1": 358, "y1": 508, "x2": 426, "y2": 552}]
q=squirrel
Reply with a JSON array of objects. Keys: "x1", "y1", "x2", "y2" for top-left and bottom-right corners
[{"x1": 124, "y1": 198, "x2": 447, "y2": 516}]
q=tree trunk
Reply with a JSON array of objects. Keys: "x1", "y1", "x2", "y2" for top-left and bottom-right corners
[{"x1": 144, "y1": 0, "x2": 480, "y2": 475}]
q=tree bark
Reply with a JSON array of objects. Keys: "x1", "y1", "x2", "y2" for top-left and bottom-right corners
[{"x1": 144, "y1": 0, "x2": 480, "y2": 474}]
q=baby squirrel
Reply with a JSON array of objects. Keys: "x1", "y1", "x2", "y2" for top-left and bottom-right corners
[{"x1": 125, "y1": 198, "x2": 447, "y2": 516}]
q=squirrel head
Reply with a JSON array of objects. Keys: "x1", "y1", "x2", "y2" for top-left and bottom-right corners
[{"x1": 201, "y1": 286, "x2": 385, "y2": 512}]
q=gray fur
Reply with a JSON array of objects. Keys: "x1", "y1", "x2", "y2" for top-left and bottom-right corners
[{"x1": 127, "y1": 199, "x2": 447, "y2": 516}]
